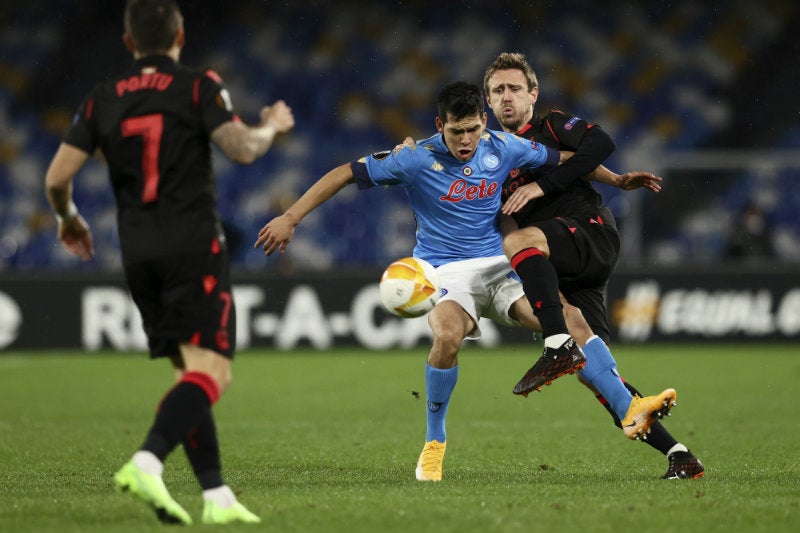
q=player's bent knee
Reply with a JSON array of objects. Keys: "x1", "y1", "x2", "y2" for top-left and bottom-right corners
[
  {"x1": 502, "y1": 232, "x2": 525, "y2": 257},
  {"x1": 432, "y1": 328, "x2": 464, "y2": 354},
  {"x1": 503, "y1": 227, "x2": 548, "y2": 258},
  {"x1": 218, "y1": 366, "x2": 232, "y2": 393},
  {"x1": 431, "y1": 323, "x2": 469, "y2": 353}
]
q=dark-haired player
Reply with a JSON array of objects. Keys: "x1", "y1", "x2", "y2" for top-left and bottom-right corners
[
  {"x1": 44, "y1": 0, "x2": 294, "y2": 524},
  {"x1": 256, "y1": 81, "x2": 677, "y2": 483}
]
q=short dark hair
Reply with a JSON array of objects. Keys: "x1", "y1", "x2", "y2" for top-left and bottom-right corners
[
  {"x1": 124, "y1": 0, "x2": 182, "y2": 55},
  {"x1": 437, "y1": 81, "x2": 485, "y2": 122}
]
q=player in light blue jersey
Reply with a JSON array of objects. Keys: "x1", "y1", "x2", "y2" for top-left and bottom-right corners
[
  {"x1": 255, "y1": 81, "x2": 590, "y2": 482},
  {"x1": 361, "y1": 122, "x2": 556, "y2": 267}
]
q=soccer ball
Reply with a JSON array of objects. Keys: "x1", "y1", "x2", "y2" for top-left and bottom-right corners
[{"x1": 379, "y1": 257, "x2": 441, "y2": 318}]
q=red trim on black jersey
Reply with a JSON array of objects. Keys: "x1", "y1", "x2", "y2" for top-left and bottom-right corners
[
  {"x1": 517, "y1": 123, "x2": 533, "y2": 136},
  {"x1": 545, "y1": 118, "x2": 561, "y2": 144},
  {"x1": 204, "y1": 69, "x2": 222, "y2": 84},
  {"x1": 85, "y1": 98, "x2": 94, "y2": 120},
  {"x1": 193, "y1": 77, "x2": 200, "y2": 107}
]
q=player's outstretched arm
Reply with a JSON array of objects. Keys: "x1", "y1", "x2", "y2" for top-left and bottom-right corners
[
  {"x1": 588, "y1": 165, "x2": 662, "y2": 192},
  {"x1": 44, "y1": 143, "x2": 94, "y2": 261},
  {"x1": 615, "y1": 170, "x2": 662, "y2": 192},
  {"x1": 212, "y1": 100, "x2": 295, "y2": 164},
  {"x1": 255, "y1": 163, "x2": 356, "y2": 256}
]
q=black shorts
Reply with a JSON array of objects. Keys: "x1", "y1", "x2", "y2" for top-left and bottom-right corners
[
  {"x1": 533, "y1": 209, "x2": 620, "y2": 344},
  {"x1": 124, "y1": 251, "x2": 236, "y2": 359}
]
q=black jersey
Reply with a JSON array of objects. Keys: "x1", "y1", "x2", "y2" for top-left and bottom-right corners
[
  {"x1": 64, "y1": 54, "x2": 236, "y2": 264},
  {"x1": 501, "y1": 109, "x2": 616, "y2": 226}
]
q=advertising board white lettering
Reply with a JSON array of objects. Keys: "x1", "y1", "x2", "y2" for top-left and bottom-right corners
[{"x1": 82, "y1": 287, "x2": 147, "y2": 351}]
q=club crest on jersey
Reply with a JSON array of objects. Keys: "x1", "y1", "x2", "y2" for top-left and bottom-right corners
[
  {"x1": 565, "y1": 117, "x2": 581, "y2": 130},
  {"x1": 482, "y1": 154, "x2": 499, "y2": 169},
  {"x1": 462, "y1": 166, "x2": 473, "y2": 176}
]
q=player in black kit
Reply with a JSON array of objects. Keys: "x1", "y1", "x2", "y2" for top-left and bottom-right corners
[
  {"x1": 484, "y1": 52, "x2": 703, "y2": 479},
  {"x1": 44, "y1": 0, "x2": 294, "y2": 524}
]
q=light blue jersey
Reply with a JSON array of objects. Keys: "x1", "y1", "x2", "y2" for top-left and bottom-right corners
[{"x1": 351, "y1": 129, "x2": 559, "y2": 267}]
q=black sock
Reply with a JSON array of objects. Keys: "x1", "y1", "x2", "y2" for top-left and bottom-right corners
[
  {"x1": 142, "y1": 380, "x2": 213, "y2": 462},
  {"x1": 183, "y1": 407, "x2": 224, "y2": 490},
  {"x1": 510, "y1": 248, "x2": 566, "y2": 338}
]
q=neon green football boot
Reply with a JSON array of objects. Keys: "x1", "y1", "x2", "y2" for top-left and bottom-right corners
[
  {"x1": 114, "y1": 460, "x2": 193, "y2": 525},
  {"x1": 202, "y1": 499, "x2": 262, "y2": 524}
]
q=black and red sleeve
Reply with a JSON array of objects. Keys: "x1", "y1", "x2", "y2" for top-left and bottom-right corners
[
  {"x1": 196, "y1": 68, "x2": 238, "y2": 134},
  {"x1": 536, "y1": 109, "x2": 615, "y2": 194},
  {"x1": 63, "y1": 90, "x2": 99, "y2": 155}
]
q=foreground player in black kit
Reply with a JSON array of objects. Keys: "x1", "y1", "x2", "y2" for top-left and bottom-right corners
[
  {"x1": 484, "y1": 52, "x2": 703, "y2": 479},
  {"x1": 44, "y1": 0, "x2": 294, "y2": 524}
]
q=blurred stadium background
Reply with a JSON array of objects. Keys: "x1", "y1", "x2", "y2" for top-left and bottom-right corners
[
  {"x1": 1, "y1": 1, "x2": 799, "y2": 351},
  {"x1": 2, "y1": 0, "x2": 799, "y2": 273},
  {"x1": 2, "y1": 8, "x2": 798, "y2": 530}
]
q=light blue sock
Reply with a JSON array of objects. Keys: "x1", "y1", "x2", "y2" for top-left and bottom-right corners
[
  {"x1": 425, "y1": 364, "x2": 458, "y2": 442},
  {"x1": 578, "y1": 337, "x2": 632, "y2": 419}
]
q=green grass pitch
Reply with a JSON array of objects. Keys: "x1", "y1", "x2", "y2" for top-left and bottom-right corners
[{"x1": 1, "y1": 343, "x2": 798, "y2": 532}]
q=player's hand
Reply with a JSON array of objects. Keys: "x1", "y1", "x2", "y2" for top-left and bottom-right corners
[
  {"x1": 393, "y1": 136, "x2": 416, "y2": 151},
  {"x1": 254, "y1": 214, "x2": 295, "y2": 256},
  {"x1": 616, "y1": 171, "x2": 662, "y2": 192},
  {"x1": 501, "y1": 182, "x2": 544, "y2": 215},
  {"x1": 260, "y1": 100, "x2": 295, "y2": 133},
  {"x1": 57, "y1": 215, "x2": 94, "y2": 261}
]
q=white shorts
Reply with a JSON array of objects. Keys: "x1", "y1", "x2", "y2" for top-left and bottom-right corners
[{"x1": 436, "y1": 255, "x2": 525, "y2": 339}]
